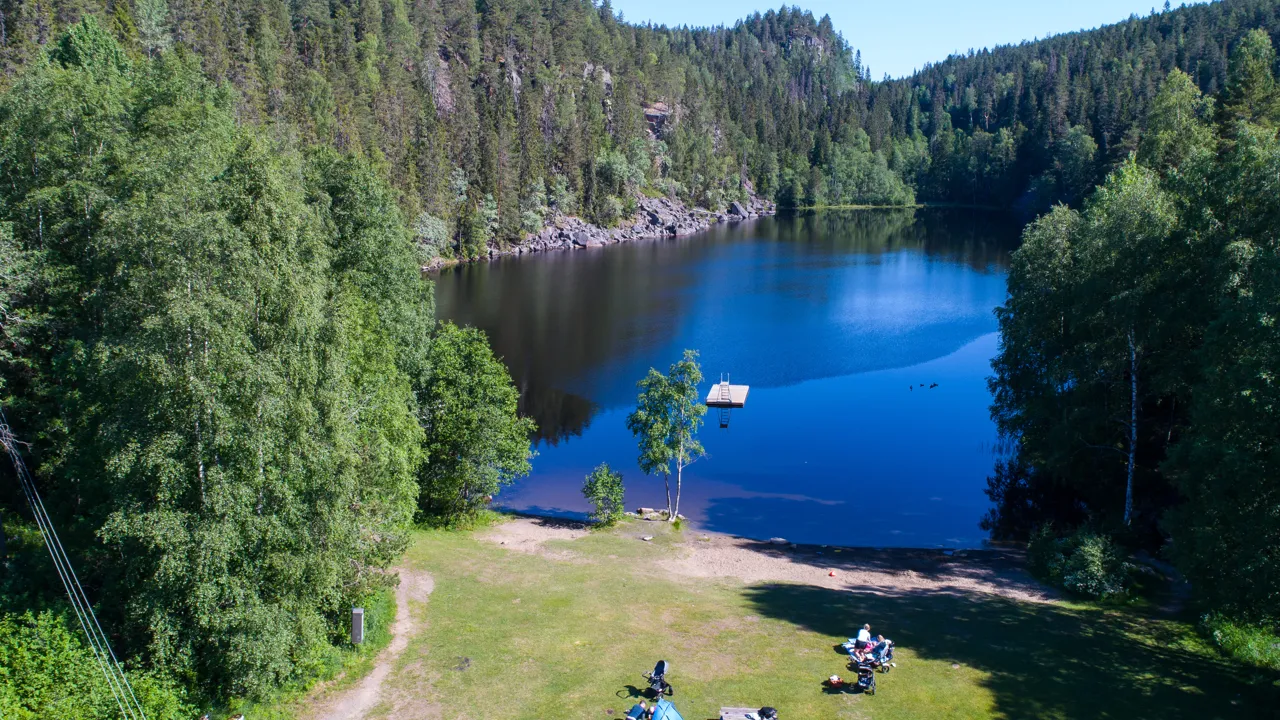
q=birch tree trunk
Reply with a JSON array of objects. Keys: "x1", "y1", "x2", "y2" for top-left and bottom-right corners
[
  {"x1": 671, "y1": 437, "x2": 687, "y2": 522},
  {"x1": 672, "y1": 459, "x2": 683, "y2": 522},
  {"x1": 1125, "y1": 327, "x2": 1138, "y2": 527},
  {"x1": 663, "y1": 472, "x2": 672, "y2": 519}
]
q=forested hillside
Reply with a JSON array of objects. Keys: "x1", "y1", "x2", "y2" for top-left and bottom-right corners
[
  {"x1": 873, "y1": 0, "x2": 1280, "y2": 212},
  {"x1": 0, "y1": 0, "x2": 893, "y2": 259},
  {"x1": 4, "y1": 1, "x2": 1279, "y2": 242},
  {"x1": 988, "y1": 28, "x2": 1280, "y2": 631},
  {"x1": 3, "y1": 0, "x2": 1280, "y2": 714}
]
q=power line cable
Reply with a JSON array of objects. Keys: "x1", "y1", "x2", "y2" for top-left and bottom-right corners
[
  {"x1": 2, "y1": 420, "x2": 129, "y2": 712},
  {"x1": 1, "y1": 406, "x2": 148, "y2": 720},
  {"x1": 1, "y1": 409, "x2": 137, "y2": 720}
]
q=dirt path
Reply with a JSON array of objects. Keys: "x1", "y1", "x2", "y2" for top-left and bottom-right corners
[{"x1": 312, "y1": 568, "x2": 434, "y2": 720}]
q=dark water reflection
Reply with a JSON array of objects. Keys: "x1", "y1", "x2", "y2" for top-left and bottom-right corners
[{"x1": 434, "y1": 209, "x2": 1018, "y2": 547}]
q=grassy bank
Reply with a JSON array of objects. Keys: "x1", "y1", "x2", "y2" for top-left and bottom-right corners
[{"x1": 285, "y1": 519, "x2": 1276, "y2": 719}]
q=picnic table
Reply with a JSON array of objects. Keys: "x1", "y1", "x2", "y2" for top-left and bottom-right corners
[{"x1": 720, "y1": 708, "x2": 758, "y2": 720}]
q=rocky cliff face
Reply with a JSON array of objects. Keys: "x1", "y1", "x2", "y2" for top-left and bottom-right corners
[{"x1": 425, "y1": 194, "x2": 776, "y2": 268}]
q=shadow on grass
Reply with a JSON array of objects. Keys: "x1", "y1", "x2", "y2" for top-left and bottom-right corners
[
  {"x1": 744, "y1": 584, "x2": 1279, "y2": 720},
  {"x1": 503, "y1": 507, "x2": 592, "y2": 525},
  {"x1": 727, "y1": 538, "x2": 1055, "y2": 601},
  {"x1": 821, "y1": 680, "x2": 869, "y2": 696},
  {"x1": 615, "y1": 685, "x2": 647, "y2": 700}
]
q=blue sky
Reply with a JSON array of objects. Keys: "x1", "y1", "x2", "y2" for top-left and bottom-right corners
[{"x1": 608, "y1": 0, "x2": 1208, "y2": 79}]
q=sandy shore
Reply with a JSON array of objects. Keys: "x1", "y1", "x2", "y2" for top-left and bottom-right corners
[{"x1": 482, "y1": 515, "x2": 1055, "y2": 604}]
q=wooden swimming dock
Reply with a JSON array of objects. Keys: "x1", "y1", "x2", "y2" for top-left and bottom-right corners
[{"x1": 706, "y1": 376, "x2": 749, "y2": 408}]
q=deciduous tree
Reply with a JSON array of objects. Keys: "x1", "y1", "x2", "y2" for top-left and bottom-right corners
[
  {"x1": 626, "y1": 350, "x2": 706, "y2": 522},
  {"x1": 417, "y1": 322, "x2": 535, "y2": 521}
]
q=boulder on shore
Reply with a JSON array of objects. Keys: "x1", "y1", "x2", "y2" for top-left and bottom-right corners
[{"x1": 571, "y1": 230, "x2": 604, "y2": 247}]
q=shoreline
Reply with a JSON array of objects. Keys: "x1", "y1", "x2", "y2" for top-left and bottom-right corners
[
  {"x1": 423, "y1": 194, "x2": 776, "y2": 271},
  {"x1": 422, "y1": 199, "x2": 1013, "y2": 272},
  {"x1": 485, "y1": 512, "x2": 1055, "y2": 604},
  {"x1": 499, "y1": 508, "x2": 1012, "y2": 556},
  {"x1": 793, "y1": 201, "x2": 1011, "y2": 212}
]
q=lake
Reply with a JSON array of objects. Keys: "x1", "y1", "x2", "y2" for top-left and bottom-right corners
[{"x1": 433, "y1": 209, "x2": 1019, "y2": 548}]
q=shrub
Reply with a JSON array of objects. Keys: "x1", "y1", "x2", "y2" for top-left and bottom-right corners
[
  {"x1": 596, "y1": 195, "x2": 623, "y2": 227},
  {"x1": 0, "y1": 611, "x2": 193, "y2": 720},
  {"x1": 1027, "y1": 524, "x2": 1060, "y2": 579},
  {"x1": 1028, "y1": 525, "x2": 1129, "y2": 599},
  {"x1": 582, "y1": 463, "x2": 626, "y2": 527},
  {"x1": 595, "y1": 149, "x2": 644, "y2": 197},
  {"x1": 413, "y1": 212, "x2": 451, "y2": 261},
  {"x1": 549, "y1": 174, "x2": 575, "y2": 215},
  {"x1": 520, "y1": 179, "x2": 548, "y2": 234},
  {"x1": 652, "y1": 177, "x2": 685, "y2": 200},
  {"x1": 520, "y1": 210, "x2": 544, "y2": 235},
  {"x1": 1202, "y1": 614, "x2": 1280, "y2": 672}
]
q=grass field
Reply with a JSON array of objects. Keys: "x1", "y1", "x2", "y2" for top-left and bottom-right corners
[{"x1": 309, "y1": 519, "x2": 1277, "y2": 720}]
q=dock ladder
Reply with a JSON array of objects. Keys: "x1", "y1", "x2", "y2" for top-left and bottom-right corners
[{"x1": 717, "y1": 373, "x2": 731, "y2": 428}]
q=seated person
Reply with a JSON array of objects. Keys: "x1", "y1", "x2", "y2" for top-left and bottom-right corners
[
  {"x1": 865, "y1": 632, "x2": 896, "y2": 666},
  {"x1": 626, "y1": 701, "x2": 649, "y2": 720},
  {"x1": 870, "y1": 635, "x2": 895, "y2": 665}
]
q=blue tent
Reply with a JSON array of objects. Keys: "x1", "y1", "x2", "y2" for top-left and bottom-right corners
[{"x1": 652, "y1": 699, "x2": 685, "y2": 720}]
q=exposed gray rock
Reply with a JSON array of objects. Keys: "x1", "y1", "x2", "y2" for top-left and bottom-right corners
[{"x1": 427, "y1": 191, "x2": 777, "y2": 268}]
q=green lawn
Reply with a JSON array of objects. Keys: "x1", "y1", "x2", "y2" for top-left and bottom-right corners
[{"x1": 356, "y1": 520, "x2": 1274, "y2": 720}]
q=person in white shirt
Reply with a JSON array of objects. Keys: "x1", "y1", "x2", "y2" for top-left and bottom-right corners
[{"x1": 855, "y1": 624, "x2": 872, "y2": 649}]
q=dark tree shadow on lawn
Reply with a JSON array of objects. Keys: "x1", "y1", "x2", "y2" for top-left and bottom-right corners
[
  {"x1": 726, "y1": 534, "x2": 1056, "y2": 602},
  {"x1": 744, "y1": 584, "x2": 1279, "y2": 720}
]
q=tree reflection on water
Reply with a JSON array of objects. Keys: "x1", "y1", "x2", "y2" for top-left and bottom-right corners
[{"x1": 433, "y1": 208, "x2": 1017, "y2": 445}]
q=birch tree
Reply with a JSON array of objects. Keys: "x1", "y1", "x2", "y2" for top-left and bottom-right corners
[
  {"x1": 1078, "y1": 159, "x2": 1177, "y2": 526},
  {"x1": 626, "y1": 350, "x2": 707, "y2": 522}
]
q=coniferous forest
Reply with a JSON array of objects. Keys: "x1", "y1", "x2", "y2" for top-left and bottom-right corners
[{"x1": 2, "y1": 0, "x2": 1280, "y2": 715}]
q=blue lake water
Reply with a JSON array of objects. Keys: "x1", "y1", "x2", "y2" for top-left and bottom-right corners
[{"x1": 433, "y1": 209, "x2": 1018, "y2": 548}]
